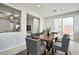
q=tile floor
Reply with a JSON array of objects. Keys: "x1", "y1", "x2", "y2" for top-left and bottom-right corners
[{"x1": 68, "y1": 40, "x2": 79, "y2": 55}]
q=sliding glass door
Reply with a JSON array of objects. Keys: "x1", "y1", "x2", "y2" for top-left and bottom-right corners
[
  {"x1": 63, "y1": 17, "x2": 73, "y2": 40},
  {"x1": 54, "y1": 17, "x2": 73, "y2": 40}
]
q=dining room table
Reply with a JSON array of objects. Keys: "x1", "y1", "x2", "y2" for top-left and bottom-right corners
[
  {"x1": 32, "y1": 33, "x2": 56, "y2": 52},
  {"x1": 32, "y1": 34, "x2": 55, "y2": 43}
]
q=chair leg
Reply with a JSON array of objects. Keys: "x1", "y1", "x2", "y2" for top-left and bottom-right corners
[
  {"x1": 52, "y1": 48, "x2": 54, "y2": 55},
  {"x1": 55, "y1": 49, "x2": 57, "y2": 53},
  {"x1": 27, "y1": 51, "x2": 29, "y2": 55},
  {"x1": 65, "y1": 52, "x2": 68, "y2": 55},
  {"x1": 44, "y1": 50, "x2": 46, "y2": 55}
]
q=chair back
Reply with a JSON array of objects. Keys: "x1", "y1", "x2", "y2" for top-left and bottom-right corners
[
  {"x1": 31, "y1": 33, "x2": 36, "y2": 36},
  {"x1": 31, "y1": 33, "x2": 40, "y2": 37},
  {"x1": 62, "y1": 37, "x2": 70, "y2": 52},
  {"x1": 25, "y1": 37, "x2": 41, "y2": 55},
  {"x1": 63, "y1": 34, "x2": 70, "y2": 38}
]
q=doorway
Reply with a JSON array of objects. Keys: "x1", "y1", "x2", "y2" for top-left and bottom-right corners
[{"x1": 27, "y1": 14, "x2": 40, "y2": 33}]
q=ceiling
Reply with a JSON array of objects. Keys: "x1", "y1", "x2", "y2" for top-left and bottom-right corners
[{"x1": 8, "y1": 3, "x2": 79, "y2": 17}]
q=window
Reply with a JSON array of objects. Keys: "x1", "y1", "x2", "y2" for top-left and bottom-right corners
[
  {"x1": 63, "y1": 17, "x2": 73, "y2": 40},
  {"x1": 54, "y1": 17, "x2": 73, "y2": 40}
]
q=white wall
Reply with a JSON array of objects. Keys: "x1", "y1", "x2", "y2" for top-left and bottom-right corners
[
  {"x1": 73, "y1": 15, "x2": 79, "y2": 42},
  {"x1": 0, "y1": 32, "x2": 25, "y2": 50},
  {"x1": 45, "y1": 17, "x2": 54, "y2": 32},
  {"x1": 0, "y1": 3, "x2": 45, "y2": 54},
  {"x1": 40, "y1": 17, "x2": 45, "y2": 32}
]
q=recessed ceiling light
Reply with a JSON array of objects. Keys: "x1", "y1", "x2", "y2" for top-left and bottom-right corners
[
  {"x1": 37, "y1": 4, "x2": 40, "y2": 8},
  {"x1": 62, "y1": 8, "x2": 65, "y2": 10},
  {"x1": 46, "y1": 12, "x2": 48, "y2": 14}
]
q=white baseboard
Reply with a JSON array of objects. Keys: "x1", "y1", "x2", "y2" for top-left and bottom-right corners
[{"x1": 0, "y1": 43, "x2": 26, "y2": 55}]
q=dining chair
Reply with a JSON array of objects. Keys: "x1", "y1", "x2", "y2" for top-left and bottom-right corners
[
  {"x1": 25, "y1": 37, "x2": 46, "y2": 55},
  {"x1": 31, "y1": 33, "x2": 40, "y2": 38},
  {"x1": 55, "y1": 34, "x2": 70, "y2": 42},
  {"x1": 52, "y1": 36, "x2": 70, "y2": 55}
]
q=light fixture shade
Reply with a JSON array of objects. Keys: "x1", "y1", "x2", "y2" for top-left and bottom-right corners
[{"x1": 9, "y1": 15, "x2": 14, "y2": 20}]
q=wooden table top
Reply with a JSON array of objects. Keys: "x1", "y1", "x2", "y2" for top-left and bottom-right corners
[{"x1": 32, "y1": 34, "x2": 55, "y2": 42}]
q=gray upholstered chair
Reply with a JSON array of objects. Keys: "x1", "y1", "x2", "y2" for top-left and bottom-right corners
[
  {"x1": 52, "y1": 37, "x2": 70, "y2": 55},
  {"x1": 55, "y1": 34, "x2": 70, "y2": 42},
  {"x1": 31, "y1": 33, "x2": 40, "y2": 36},
  {"x1": 31, "y1": 33, "x2": 40, "y2": 38},
  {"x1": 25, "y1": 37, "x2": 46, "y2": 55}
]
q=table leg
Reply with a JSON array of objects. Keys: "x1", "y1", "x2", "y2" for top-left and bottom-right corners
[
  {"x1": 44, "y1": 50, "x2": 46, "y2": 55},
  {"x1": 52, "y1": 48, "x2": 54, "y2": 55}
]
